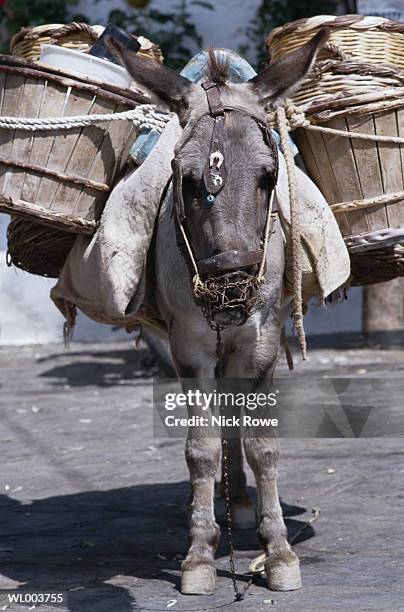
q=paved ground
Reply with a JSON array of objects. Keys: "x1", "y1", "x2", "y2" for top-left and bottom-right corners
[{"x1": 0, "y1": 342, "x2": 403, "y2": 612}]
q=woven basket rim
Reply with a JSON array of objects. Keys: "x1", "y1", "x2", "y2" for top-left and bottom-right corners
[
  {"x1": 10, "y1": 23, "x2": 164, "y2": 65},
  {"x1": 299, "y1": 86, "x2": 404, "y2": 122},
  {"x1": 10, "y1": 22, "x2": 99, "y2": 47},
  {"x1": 11, "y1": 24, "x2": 65, "y2": 46},
  {"x1": 267, "y1": 14, "x2": 404, "y2": 46}
]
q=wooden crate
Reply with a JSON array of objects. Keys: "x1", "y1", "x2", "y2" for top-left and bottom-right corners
[
  {"x1": 267, "y1": 15, "x2": 404, "y2": 284},
  {"x1": 294, "y1": 92, "x2": 404, "y2": 241},
  {"x1": 0, "y1": 54, "x2": 142, "y2": 234}
]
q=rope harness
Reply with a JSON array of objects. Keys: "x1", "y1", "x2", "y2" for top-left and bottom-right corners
[
  {"x1": 172, "y1": 82, "x2": 279, "y2": 338},
  {"x1": 0, "y1": 104, "x2": 171, "y2": 132}
]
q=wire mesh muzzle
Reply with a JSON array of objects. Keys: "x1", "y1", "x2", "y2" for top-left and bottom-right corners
[{"x1": 193, "y1": 269, "x2": 266, "y2": 329}]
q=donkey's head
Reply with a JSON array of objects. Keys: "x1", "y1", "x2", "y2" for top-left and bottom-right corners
[{"x1": 108, "y1": 31, "x2": 328, "y2": 327}]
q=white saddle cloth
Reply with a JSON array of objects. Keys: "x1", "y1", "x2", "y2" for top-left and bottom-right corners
[{"x1": 51, "y1": 118, "x2": 350, "y2": 325}]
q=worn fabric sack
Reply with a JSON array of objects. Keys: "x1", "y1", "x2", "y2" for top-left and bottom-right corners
[
  {"x1": 276, "y1": 151, "x2": 350, "y2": 302},
  {"x1": 51, "y1": 115, "x2": 182, "y2": 325}
]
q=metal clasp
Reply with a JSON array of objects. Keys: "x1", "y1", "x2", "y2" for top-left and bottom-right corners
[{"x1": 209, "y1": 150, "x2": 224, "y2": 169}]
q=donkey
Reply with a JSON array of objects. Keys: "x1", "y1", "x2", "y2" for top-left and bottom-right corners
[{"x1": 109, "y1": 30, "x2": 328, "y2": 595}]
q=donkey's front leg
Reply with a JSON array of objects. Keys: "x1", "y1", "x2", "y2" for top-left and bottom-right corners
[
  {"x1": 182, "y1": 434, "x2": 221, "y2": 594},
  {"x1": 169, "y1": 334, "x2": 220, "y2": 595},
  {"x1": 243, "y1": 437, "x2": 301, "y2": 591}
]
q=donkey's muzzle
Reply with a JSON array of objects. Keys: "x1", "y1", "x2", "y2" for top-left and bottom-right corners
[
  {"x1": 212, "y1": 306, "x2": 248, "y2": 328},
  {"x1": 194, "y1": 270, "x2": 265, "y2": 330}
]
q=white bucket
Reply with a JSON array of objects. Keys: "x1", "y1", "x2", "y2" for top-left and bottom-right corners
[{"x1": 39, "y1": 44, "x2": 132, "y2": 88}]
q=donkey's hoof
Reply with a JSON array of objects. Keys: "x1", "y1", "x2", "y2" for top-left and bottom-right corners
[
  {"x1": 232, "y1": 501, "x2": 256, "y2": 530},
  {"x1": 181, "y1": 561, "x2": 216, "y2": 595},
  {"x1": 265, "y1": 554, "x2": 301, "y2": 591}
]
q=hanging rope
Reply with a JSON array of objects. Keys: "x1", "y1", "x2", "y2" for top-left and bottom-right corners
[
  {"x1": 0, "y1": 104, "x2": 171, "y2": 132},
  {"x1": 256, "y1": 190, "x2": 275, "y2": 284},
  {"x1": 275, "y1": 105, "x2": 307, "y2": 360},
  {"x1": 266, "y1": 97, "x2": 404, "y2": 361}
]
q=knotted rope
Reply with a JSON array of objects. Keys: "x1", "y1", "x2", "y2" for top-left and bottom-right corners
[
  {"x1": 0, "y1": 104, "x2": 171, "y2": 132},
  {"x1": 266, "y1": 97, "x2": 404, "y2": 360},
  {"x1": 273, "y1": 105, "x2": 307, "y2": 359}
]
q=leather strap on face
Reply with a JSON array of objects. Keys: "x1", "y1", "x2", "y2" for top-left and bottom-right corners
[
  {"x1": 197, "y1": 208, "x2": 277, "y2": 276},
  {"x1": 204, "y1": 115, "x2": 227, "y2": 195},
  {"x1": 198, "y1": 249, "x2": 264, "y2": 275},
  {"x1": 202, "y1": 80, "x2": 225, "y2": 117},
  {"x1": 201, "y1": 80, "x2": 227, "y2": 196}
]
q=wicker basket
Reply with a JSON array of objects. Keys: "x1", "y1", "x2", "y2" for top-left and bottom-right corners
[
  {"x1": 350, "y1": 243, "x2": 404, "y2": 286},
  {"x1": 267, "y1": 14, "x2": 404, "y2": 69},
  {"x1": 0, "y1": 54, "x2": 143, "y2": 234},
  {"x1": 293, "y1": 90, "x2": 404, "y2": 240},
  {"x1": 6, "y1": 23, "x2": 162, "y2": 277},
  {"x1": 267, "y1": 14, "x2": 404, "y2": 285},
  {"x1": 7, "y1": 218, "x2": 75, "y2": 277},
  {"x1": 10, "y1": 22, "x2": 164, "y2": 64},
  {"x1": 268, "y1": 15, "x2": 404, "y2": 107}
]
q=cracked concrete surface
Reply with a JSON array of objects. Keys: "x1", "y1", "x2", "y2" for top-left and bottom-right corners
[{"x1": 0, "y1": 342, "x2": 403, "y2": 611}]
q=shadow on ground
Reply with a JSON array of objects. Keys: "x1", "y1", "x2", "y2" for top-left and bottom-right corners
[
  {"x1": 0, "y1": 483, "x2": 313, "y2": 612},
  {"x1": 37, "y1": 348, "x2": 157, "y2": 387}
]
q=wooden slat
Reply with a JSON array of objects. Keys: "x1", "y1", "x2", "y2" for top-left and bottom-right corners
[
  {"x1": 36, "y1": 90, "x2": 98, "y2": 212},
  {"x1": 3, "y1": 77, "x2": 43, "y2": 200},
  {"x1": 20, "y1": 80, "x2": 66, "y2": 205},
  {"x1": 296, "y1": 123, "x2": 352, "y2": 237},
  {"x1": 0, "y1": 71, "x2": 5, "y2": 114},
  {"x1": 52, "y1": 95, "x2": 118, "y2": 219},
  {"x1": 294, "y1": 128, "x2": 323, "y2": 188},
  {"x1": 326, "y1": 117, "x2": 369, "y2": 235},
  {"x1": 33, "y1": 86, "x2": 81, "y2": 209},
  {"x1": 320, "y1": 117, "x2": 365, "y2": 236},
  {"x1": 73, "y1": 100, "x2": 135, "y2": 219},
  {"x1": 0, "y1": 155, "x2": 109, "y2": 191},
  {"x1": 0, "y1": 71, "x2": 8, "y2": 192},
  {"x1": 0, "y1": 74, "x2": 25, "y2": 193},
  {"x1": 390, "y1": 107, "x2": 404, "y2": 228},
  {"x1": 304, "y1": 129, "x2": 341, "y2": 204},
  {"x1": 346, "y1": 114, "x2": 388, "y2": 231},
  {"x1": 0, "y1": 194, "x2": 96, "y2": 234}
]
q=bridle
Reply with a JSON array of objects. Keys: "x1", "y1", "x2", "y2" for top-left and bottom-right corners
[{"x1": 172, "y1": 79, "x2": 279, "y2": 331}]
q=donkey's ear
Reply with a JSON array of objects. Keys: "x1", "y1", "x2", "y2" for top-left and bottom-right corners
[
  {"x1": 249, "y1": 28, "x2": 329, "y2": 104},
  {"x1": 105, "y1": 37, "x2": 196, "y2": 115}
]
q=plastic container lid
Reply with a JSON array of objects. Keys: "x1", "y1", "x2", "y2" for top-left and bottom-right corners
[{"x1": 39, "y1": 44, "x2": 132, "y2": 88}]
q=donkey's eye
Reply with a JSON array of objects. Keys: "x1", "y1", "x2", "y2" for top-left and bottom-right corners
[
  {"x1": 258, "y1": 173, "x2": 270, "y2": 189},
  {"x1": 183, "y1": 175, "x2": 203, "y2": 207},
  {"x1": 183, "y1": 175, "x2": 198, "y2": 192}
]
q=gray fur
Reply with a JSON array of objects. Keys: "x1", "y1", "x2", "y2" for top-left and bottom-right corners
[{"x1": 111, "y1": 31, "x2": 328, "y2": 593}]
